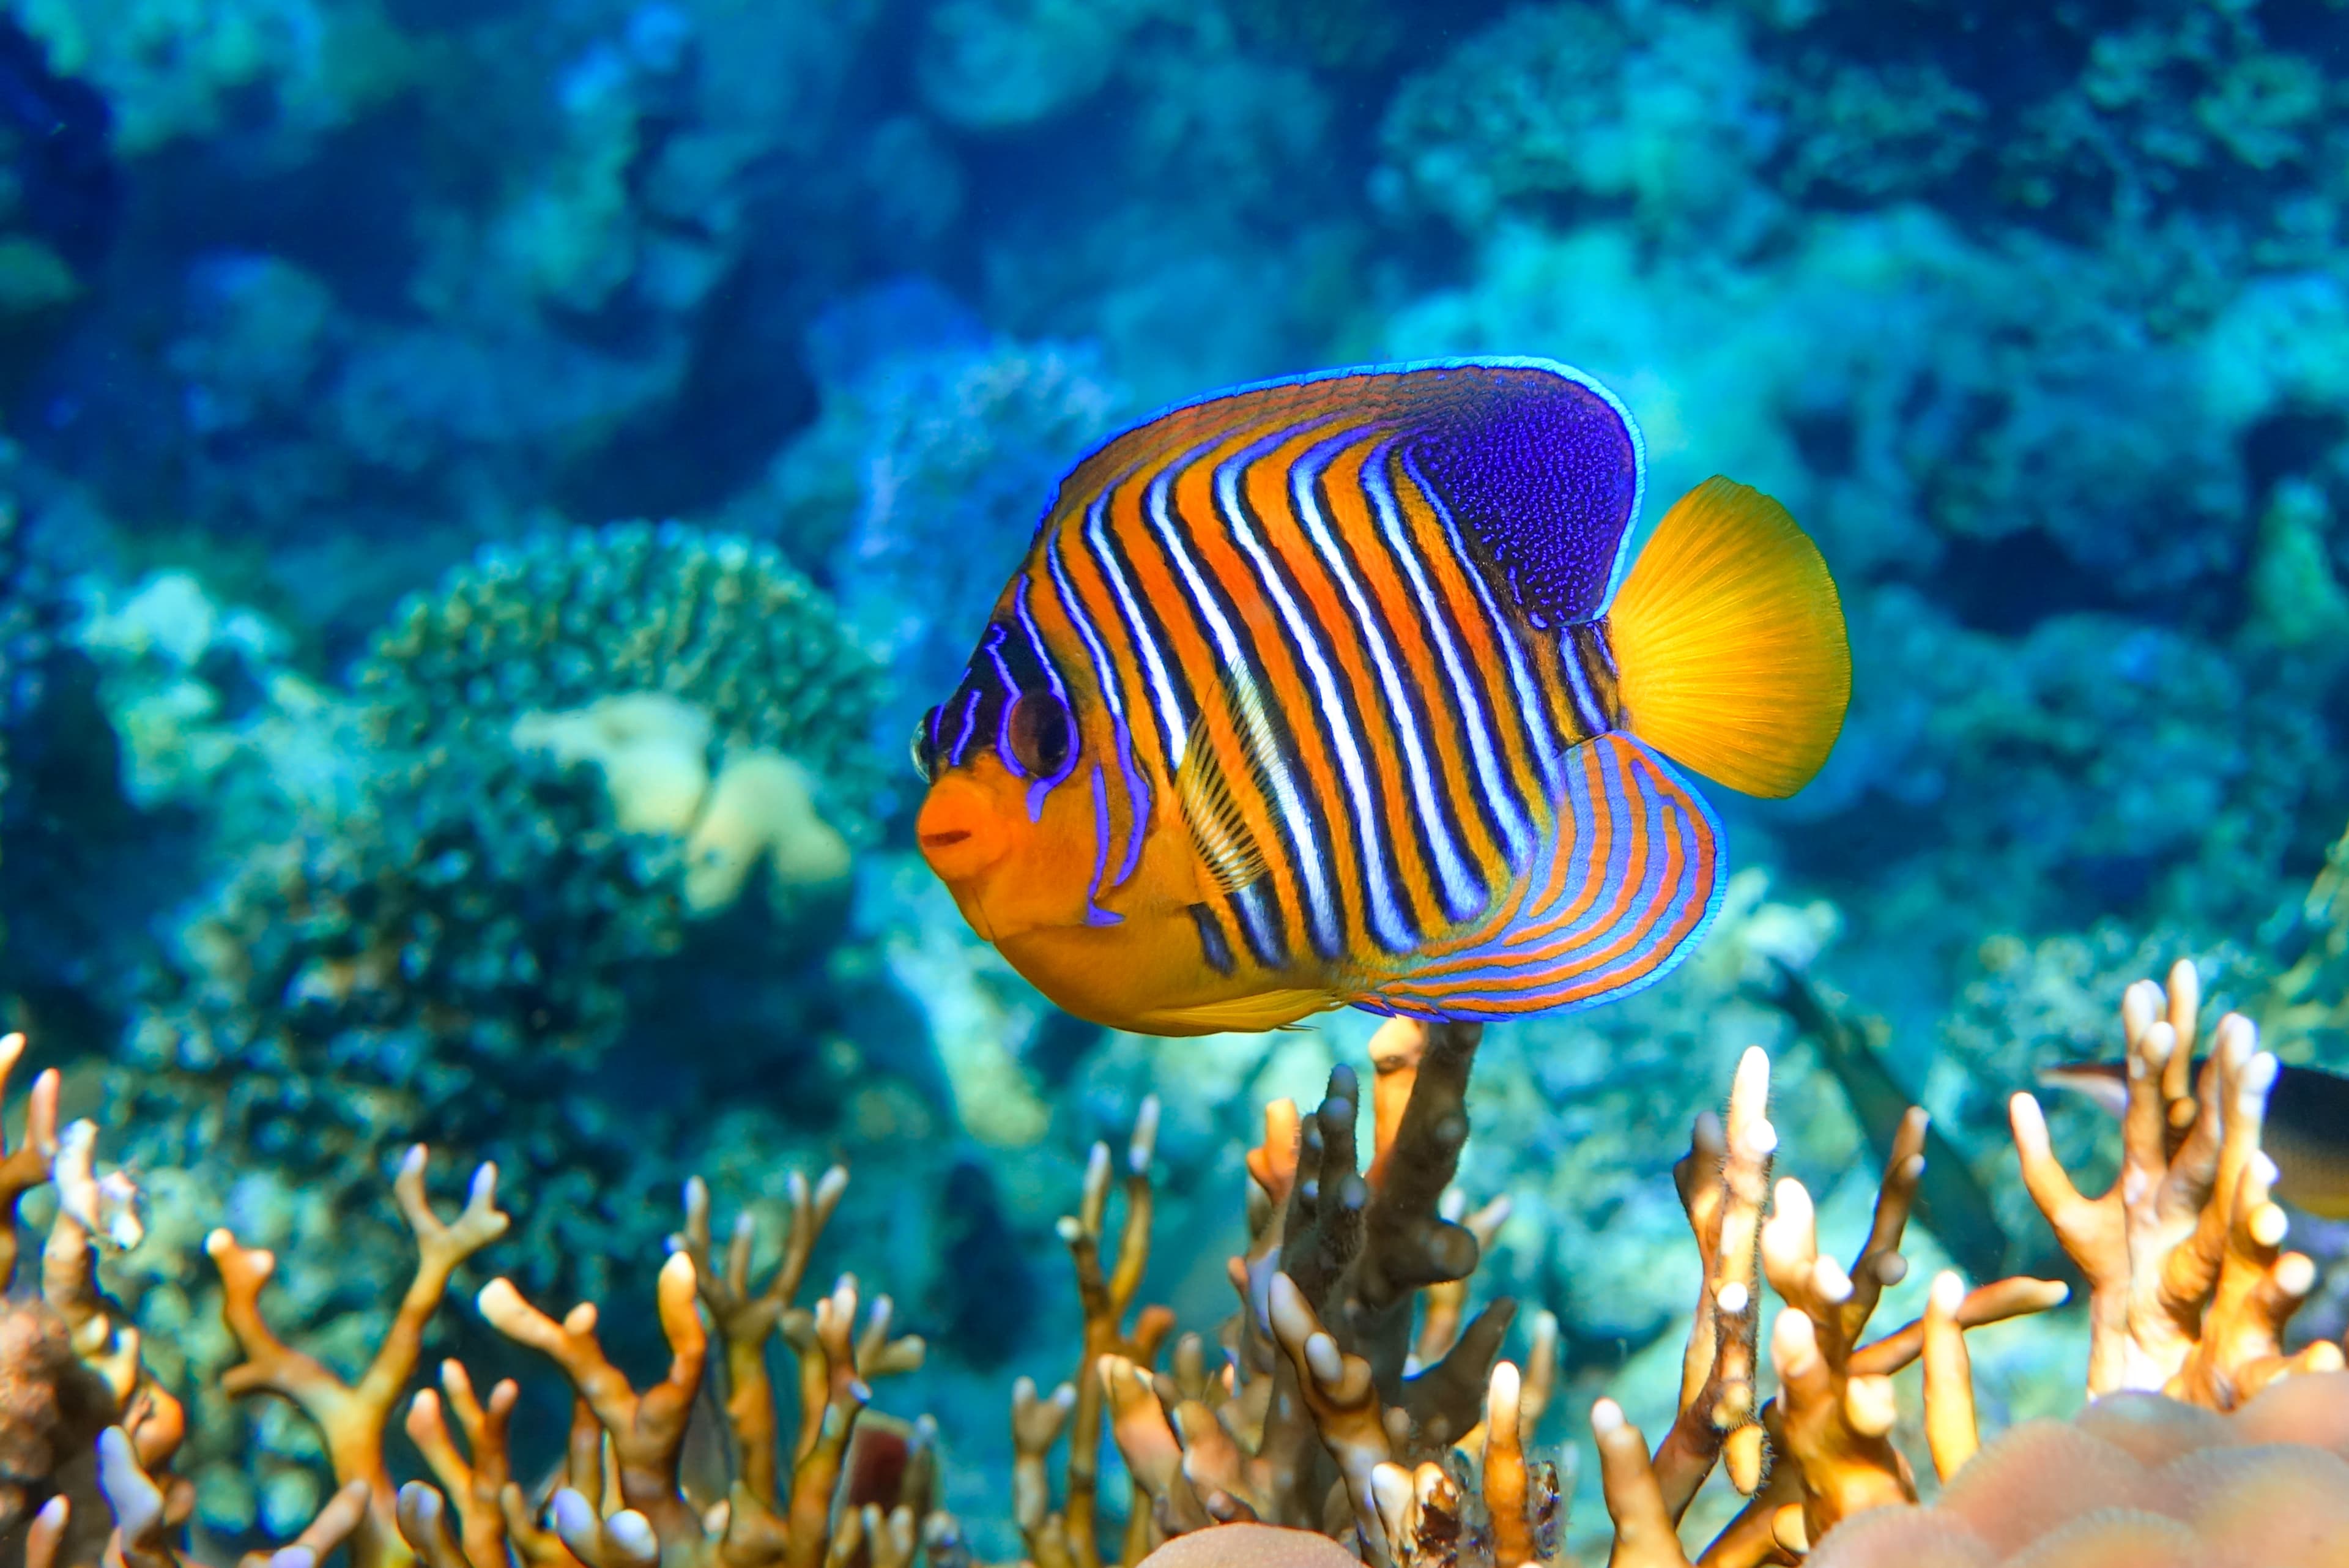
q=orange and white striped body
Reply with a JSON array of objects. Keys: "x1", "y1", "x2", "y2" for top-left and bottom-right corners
[{"x1": 914, "y1": 360, "x2": 1849, "y2": 1036}]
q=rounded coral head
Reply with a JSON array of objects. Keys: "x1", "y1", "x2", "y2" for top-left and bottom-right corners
[
  {"x1": 1135, "y1": 1525, "x2": 1362, "y2": 1568},
  {"x1": 1808, "y1": 1373, "x2": 2349, "y2": 1568}
]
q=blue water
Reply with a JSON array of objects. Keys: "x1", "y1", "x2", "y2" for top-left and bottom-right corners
[{"x1": 0, "y1": 0, "x2": 2343, "y2": 1559}]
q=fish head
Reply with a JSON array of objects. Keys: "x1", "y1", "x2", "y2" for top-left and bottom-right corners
[
  {"x1": 913, "y1": 609, "x2": 1257, "y2": 1031},
  {"x1": 912, "y1": 609, "x2": 1142, "y2": 945}
]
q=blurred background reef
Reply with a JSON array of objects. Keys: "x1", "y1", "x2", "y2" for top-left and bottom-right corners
[{"x1": 0, "y1": 0, "x2": 2347, "y2": 1558}]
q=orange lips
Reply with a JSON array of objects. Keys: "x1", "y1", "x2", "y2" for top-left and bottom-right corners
[{"x1": 915, "y1": 774, "x2": 1008, "y2": 887}]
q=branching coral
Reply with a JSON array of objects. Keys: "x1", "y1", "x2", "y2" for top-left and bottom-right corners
[
  {"x1": 15, "y1": 921, "x2": 2349, "y2": 1568},
  {"x1": 1008, "y1": 1019, "x2": 1562, "y2": 1568},
  {"x1": 0, "y1": 1024, "x2": 946, "y2": 1568},
  {"x1": 1581, "y1": 1050, "x2": 2066, "y2": 1568},
  {"x1": 1583, "y1": 971, "x2": 2349, "y2": 1566},
  {"x1": 2009, "y1": 964, "x2": 2345, "y2": 1405}
]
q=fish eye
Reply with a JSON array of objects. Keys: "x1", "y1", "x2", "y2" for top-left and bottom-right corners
[
  {"x1": 910, "y1": 707, "x2": 940, "y2": 784},
  {"x1": 1004, "y1": 693, "x2": 1073, "y2": 778}
]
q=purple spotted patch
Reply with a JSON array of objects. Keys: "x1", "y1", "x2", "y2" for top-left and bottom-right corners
[{"x1": 1402, "y1": 362, "x2": 1643, "y2": 626}]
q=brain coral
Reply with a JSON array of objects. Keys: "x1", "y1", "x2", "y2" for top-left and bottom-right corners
[
  {"x1": 1135, "y1": 1523, "x2": 1362, "y2": 1568},
  {"x1": 1810, "y1": 1374, "x2": 2349, "y2": 1567},
  {"x1": 360, "y1": 521, "x2": 883, "y2": 816}
]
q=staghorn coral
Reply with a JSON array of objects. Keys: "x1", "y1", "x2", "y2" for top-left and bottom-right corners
[
  {"x1": 1006, "y1": 1018, "x2": 1565, "y2": 1567},
  {"x1": 1568, "y1": 1049, "x2": 2068, "y2": 1568},
  {"x1": 0, "y1": 1024, "x2": 948, "y2": 1568},
  {"x1": 1008, "y1": 951, "x2": 2340, "y2": 1566},
  {"x1": 2008, "y1": 964, "x2": 2345, "y2": 1405},
  {"x1": 1579, "y1": 964, "x2": 2346, "y2": 1566},
  {"x1": 12, "y1": 904, "x2": 2349, "y2": 1568}
]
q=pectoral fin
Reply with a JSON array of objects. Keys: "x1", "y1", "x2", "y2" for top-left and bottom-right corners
[{"x1": 1173, "y1": 672, "x2": 1287, "y2": 896}]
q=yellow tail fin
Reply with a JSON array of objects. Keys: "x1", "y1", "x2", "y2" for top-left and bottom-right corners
[{"x1": 1607, "y1": 477, "x2": 1849, "y2": 799}]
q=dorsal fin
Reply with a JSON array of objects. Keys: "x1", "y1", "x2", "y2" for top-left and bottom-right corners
[
  {"x1": 1173, "y1": 673, "x2": 1284, "y2": 895},
  {"x1": 1037, "y1": 359, "x2": 1644, "y2": 626}
]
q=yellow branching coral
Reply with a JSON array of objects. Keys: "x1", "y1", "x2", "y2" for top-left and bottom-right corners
[
  {"x1": 403, "y1": 1167, "x2": 933, "y2": 1568},
  {"x1": 207, "y1": 1146, "x2": 510, "y2": 1568},
  {"x1": 11, "y1": 921, "x2": 2349, "y2": 1568},
  {"x1": 1584, "y1": 1050, "x2": 2067, "y2": 1568},
  {"x1": 2009, "y1": 962, "x2": 2346, "y2": 1404},
  {"x1": 0, "y1": 1028, "x2": 944, "y2": 1568}
]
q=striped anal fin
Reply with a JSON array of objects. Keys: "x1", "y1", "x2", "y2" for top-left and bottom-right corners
[{"x1": 1360, "y1": 732, "x2": 1723, "y2": 1020}]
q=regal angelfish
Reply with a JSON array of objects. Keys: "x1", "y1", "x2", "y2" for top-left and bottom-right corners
[{"x1": 911, "y1": 359, "x2": 1851, "y2": 1036}]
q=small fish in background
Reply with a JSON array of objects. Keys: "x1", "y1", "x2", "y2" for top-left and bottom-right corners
[
  {"x1": 2038, "y1": 1057, "x2": 2349, "y2": 1221},
  {"x1": 1762, "y1": 960, "x2": 2012, "y2": 1283},
  {"x1": 913, "y1": 359, "x2": 1850, "y2": 1035}
]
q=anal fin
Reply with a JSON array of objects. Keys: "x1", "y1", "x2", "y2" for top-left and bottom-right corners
[{"x1": 1361, "y1": 732, "x2": 1723, "y2": 1021}]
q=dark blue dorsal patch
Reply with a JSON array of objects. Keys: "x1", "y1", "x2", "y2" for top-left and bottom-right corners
[{"x1": 1400, "y1": 361, "x2": 1644, "y2": 626}]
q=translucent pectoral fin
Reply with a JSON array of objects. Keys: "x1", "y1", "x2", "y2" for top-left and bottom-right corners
[
  {"x1": 1362, "y1": 732, "x2": 1723, "y2": 1021},
  {"x1": 1173, "y1": 672, "x2": 1290, "y2": 896}
]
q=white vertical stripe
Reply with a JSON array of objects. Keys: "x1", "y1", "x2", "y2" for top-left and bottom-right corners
[
  {"x1": 1140, "y1": 451, "x2": 1346, "y2": 959},
  {"x1": 1201, "y1": 444, "x2": 1409, "y2": 955},
  {"x1": 1360, "y1": 447, "x2": 1534, "y2": 863},
  {"x1": 1288, "y1": 438, "x2": 1482, "y2": 922},
  {"x1": 1080, "y1": 488, "x2": 1187, "y2": 769}
]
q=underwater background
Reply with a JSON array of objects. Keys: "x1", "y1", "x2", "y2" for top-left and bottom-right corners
[{"x1": 1, "y1": 0, "x2": 2347, "y2": 1561}]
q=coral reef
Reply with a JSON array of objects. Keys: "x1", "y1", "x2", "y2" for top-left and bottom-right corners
[
  {"x1": 361, "y1": 523, "x2": 881, "y2": 812},
  {"x1": 4, "y1": 3, "x2": 2349, "y2": 1565},
  {"x1": 89, "y1": 522, "x2": 895, "y2": 1540},
  {"x1": 984, "y1": 957, "x2": 2349, "y2": 1566},
  {"x1": 0, "y1": 1023, "x2": 944, "y2": 1568},
  {"x1": 2, "y1": 917, "x2": 2348, "y2": 1568}
]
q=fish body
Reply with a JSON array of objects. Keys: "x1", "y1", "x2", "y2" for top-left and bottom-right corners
[
  {"x1": 914, "y1": 360, "x2": 1850, "y2": 1036},
  {"x1": 2041, "y1": 1058, "x2": 2349, "y2": 1220}
]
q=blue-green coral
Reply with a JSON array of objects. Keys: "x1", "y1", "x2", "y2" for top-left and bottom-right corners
[
  {"x1": 361, "y1": 521, "x2": 884, "y2": 813},
  {"x1": 100, "y1": 522, "x2": 889, "y2": 1536}
]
